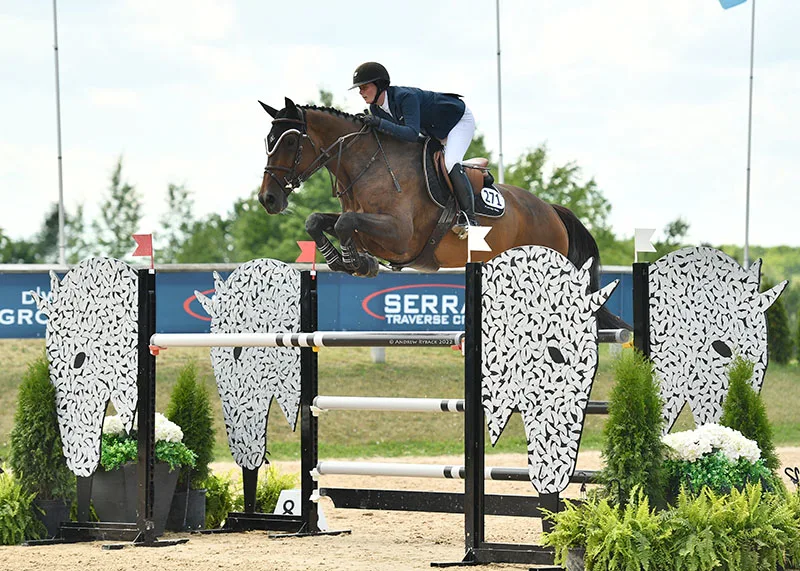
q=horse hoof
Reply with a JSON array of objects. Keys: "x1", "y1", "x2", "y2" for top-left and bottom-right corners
[{"x1": 354, "y1": 256, "x2": 379, "y2": 278}]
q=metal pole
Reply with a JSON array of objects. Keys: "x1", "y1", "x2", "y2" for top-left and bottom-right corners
[
  {"x1": 743, "y1": 0, "x2": 756, "y2": 269},
  {"x1": 52, "y1": 0, "x2": 66, "y2": 265},
  {"x1": 495, "y1": 0, "x2": 504, "y2": 183}
]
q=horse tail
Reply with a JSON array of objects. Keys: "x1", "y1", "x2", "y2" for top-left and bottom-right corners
[{"x1": 552, "y1": 204, "x2": 632, "y2": 331}]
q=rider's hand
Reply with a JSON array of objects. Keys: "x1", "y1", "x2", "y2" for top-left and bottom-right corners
[{"x1": 362, "y1": 114, "x2": 381, "y2": 129}]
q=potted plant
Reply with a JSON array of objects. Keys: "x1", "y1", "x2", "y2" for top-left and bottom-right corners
[
  {"x1": 92, "y1": 412, "x2": 196, "y2": 535},
  {"x1": 662, "y1": 423, "x2": 774, "y2": 500},
  {"x1": 9, "y1": 355, "x2": 75, "y2": 537},
  {"x1": 165, "y1": 362, "x2": 215, "y2": 530},
  {"x1": 0, "y1": 469, "x2": 46, "y2": 544},
  {"x1": 541, "y1": 498, "x2": 590, "y2": 571}
]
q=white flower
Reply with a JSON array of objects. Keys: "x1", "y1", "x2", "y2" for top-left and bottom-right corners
[
  {"x1": 154, "y1": 413, "x2": 184, "y2": 443},
  {"x1": 102, "y1": 414, "x2": 127, "y2": 436},
  {"x1": 104, "y1": 412, "x2": 184, "y2": 443},
  {"x1": 662, "y1": 424, "x2": 761, "y2": 463}
]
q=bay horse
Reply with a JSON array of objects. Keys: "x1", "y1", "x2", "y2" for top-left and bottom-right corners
[{"x1": 258, "y1": 97, "x2": 629, "y2": 330}]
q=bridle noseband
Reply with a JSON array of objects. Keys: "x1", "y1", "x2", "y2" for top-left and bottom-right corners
[
  {"x1": 263, "y1": 116, "x2": 311, "y2": 196},
  {"x1": 263, "y1": 109, "x2": 399, "y2": 199}
]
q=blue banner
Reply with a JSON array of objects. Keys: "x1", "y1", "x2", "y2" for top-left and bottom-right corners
[{"x1": 0, "y1": 267, "x2": 633, "y2": 338}]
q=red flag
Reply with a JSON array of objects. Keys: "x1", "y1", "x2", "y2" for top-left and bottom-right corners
[
  {"x1": 132, "y1": 234, "x2": 154, "y2": 269},
  {"x1": 132, "y1": 234, "x2": 153, "y2": 256},
  {"x1": 296, "y1": 241, "x2": 317, "y2": 263}
]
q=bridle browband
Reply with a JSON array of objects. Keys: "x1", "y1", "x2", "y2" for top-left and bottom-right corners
[{"x1": 263, "y1": 109, "x2": 401, "y2": 199}]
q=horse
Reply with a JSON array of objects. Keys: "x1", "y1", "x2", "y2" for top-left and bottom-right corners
[{"x1": 258, "y1": 97, "x2": 629, "y2": 330}]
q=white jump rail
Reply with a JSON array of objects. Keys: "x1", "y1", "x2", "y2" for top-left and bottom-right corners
[
  {"x1": 312, "y1": 396, "x2": 464, "y2": 415},
  {"x1": 312, "y1": 461, "x2": 595, "y2": 483},
  {"x1": 149, "y1": 328, "x2": 629, "y2": 354},
  {"x1": 149, "y1": 331, "x2": 465, "y2": 352}
]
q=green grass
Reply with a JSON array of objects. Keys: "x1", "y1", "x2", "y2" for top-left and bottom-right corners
[{"x1": 1, "y1": 340, "x2": 798, "y2": 462}]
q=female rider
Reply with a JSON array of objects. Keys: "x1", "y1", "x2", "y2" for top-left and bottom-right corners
[{"x1": 351, "y1": 61, "x2": 479, "y2": 230}]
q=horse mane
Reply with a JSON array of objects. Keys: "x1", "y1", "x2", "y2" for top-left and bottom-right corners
[{"x1": 299, "y1": 105, "x2": 361, "y2": 124}]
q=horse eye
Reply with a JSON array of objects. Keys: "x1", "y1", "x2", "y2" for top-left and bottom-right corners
[
  {"x1": 711, "y1": 340, "x2": 732, "y2": 358},
  {"x1": 547, "y1": 346, "x2": 566, "y2": 364},
  {"x1": 73, "y1": 352, "x2": 87, "y2": 369},
  {"x1": 287, "y1": 138, "x2": 296, "y2": 147},
  {"x1": 233, "y1": 347, "x2": 243, "y2": 361}
]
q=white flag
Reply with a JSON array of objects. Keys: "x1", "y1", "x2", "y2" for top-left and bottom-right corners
[
  {"x1": 467, "y1": 226, "x2": 492, "y2": 253},
  {"x1": 634, "y1": 228, "x2": 656, "y2": 253}
]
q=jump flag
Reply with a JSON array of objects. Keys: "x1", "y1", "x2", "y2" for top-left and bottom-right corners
[
  {"x1": 719, "y1": 0, "x2": 747, "y2": 9},
  {"x1": 296, "y1": 241, "x2": 317, "y2": 269},
  {"x1": 634, "y1": 228, "x2": 656, "y2": 263},
  {"x1": 466, "y1": 226, "x2": 492, "y2": 263},
  {"x1": 132, "y1": 234, "x2": 154, "y2": 269}
]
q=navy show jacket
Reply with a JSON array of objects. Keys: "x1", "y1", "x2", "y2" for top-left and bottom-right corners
[{"x1": 369, "y1": 86, "x2": 466, "y2": 142}]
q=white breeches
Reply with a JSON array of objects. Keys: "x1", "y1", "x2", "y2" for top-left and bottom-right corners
[{"x1": 442, "y1": 106, "x2": 475, "y2": 171}]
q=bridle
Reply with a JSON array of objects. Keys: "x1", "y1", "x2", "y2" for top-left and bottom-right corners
[{"x1": 263, "y1": 109, "x2": 401, "y2": 199}]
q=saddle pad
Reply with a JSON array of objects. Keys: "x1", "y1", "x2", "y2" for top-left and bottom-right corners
[
  {"x1": 422, "y1": 138, "x2": 505, "y2": 218},
  {"x1": 476, "y1": 186, "x2": 504, "y2": 218}
]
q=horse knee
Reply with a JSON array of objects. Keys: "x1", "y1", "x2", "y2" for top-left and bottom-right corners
[
  {"x1": 305, "y1": 213, "x2": 327, "y2": 237},
  {"x1": 334, "y1": 213, "x2": 358, "y2": 240}
]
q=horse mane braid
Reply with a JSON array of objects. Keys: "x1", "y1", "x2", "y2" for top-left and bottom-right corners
[{"x1": 300, "y1": 105, "x2": 360, "y2": 122}]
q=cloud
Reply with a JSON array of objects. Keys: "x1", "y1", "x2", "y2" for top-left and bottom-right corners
[{"x1": 87, "y1": 87, "x2": 142, "y2": 110}]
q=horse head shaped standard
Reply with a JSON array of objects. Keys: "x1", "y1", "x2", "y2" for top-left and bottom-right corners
[
  {"x1": 648, "y1": 247, "x2": 787, "y2": 431},
  {"x1": 481, "y1": 246, "x2": 618, "y2": 494},
  {"x1": 258, "y1": 97, "x2": 316, "y2": 214},
  {"x1": 194, "y1": 259, "x2": 301, "y2": 470},
  {"x1": 31, "y1": 258, "x2": 139, "y2": 477}
]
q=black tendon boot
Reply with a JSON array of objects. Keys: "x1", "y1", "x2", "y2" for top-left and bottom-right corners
[{"x1": 449, "y1": 164, "x2": 479, "y2": 236}]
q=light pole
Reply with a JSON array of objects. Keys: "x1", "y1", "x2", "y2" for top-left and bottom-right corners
[{"x1": 53, "y1": 0, "x2": 66, "y2": 265}]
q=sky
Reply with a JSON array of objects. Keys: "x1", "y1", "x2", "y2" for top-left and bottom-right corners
[{"x1": 1, "y1": 0, "x2": 798, "y2": 251}]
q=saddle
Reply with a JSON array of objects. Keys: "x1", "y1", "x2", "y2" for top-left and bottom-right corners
[
  {"x1": 393, "y1": 139, "x2": 505, "y2": 273},
  {"x1": 422, "y1": 139, "x2": 505, "y2": 218}
]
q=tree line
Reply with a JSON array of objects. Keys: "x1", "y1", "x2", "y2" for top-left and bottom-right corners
[{"x1": 2, "y1": 91, "x2": 799, "y2": 363}]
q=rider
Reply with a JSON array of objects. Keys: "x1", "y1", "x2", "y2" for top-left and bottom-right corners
[{"x1": 350, "y1": 61, "x2": 480, "y2": 229}]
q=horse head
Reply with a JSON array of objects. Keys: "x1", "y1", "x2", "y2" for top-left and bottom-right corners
[{"x1": 258, "y1": 97, "x2": 318, "y2": 214}]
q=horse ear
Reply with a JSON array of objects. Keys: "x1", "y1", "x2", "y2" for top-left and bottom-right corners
[
  {"x1": 259, "y1": 100, "x2": 278, "y2": 118},
  {"x1": 284, "y1": 97, "x2": 298, "y2": 115}
]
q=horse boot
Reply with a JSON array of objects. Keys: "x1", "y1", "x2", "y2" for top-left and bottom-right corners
[{"x1": 449, "y1": 164, "x2": 479, "y2": 240}]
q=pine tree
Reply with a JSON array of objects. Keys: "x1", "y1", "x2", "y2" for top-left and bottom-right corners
[
  {"x1": 720, "y1": 356, "x2": 779, "y2": 472},
  {"x1": 762, "y1": 278, "x2": 792, "y2": 365},
  {"x1": 600, "y1": 350, "x2": 666, "y2": 507}
]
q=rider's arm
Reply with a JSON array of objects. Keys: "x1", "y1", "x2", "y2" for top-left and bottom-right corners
[{"x1": 372, "y1": 92, "x2": 421, "y2": 142}]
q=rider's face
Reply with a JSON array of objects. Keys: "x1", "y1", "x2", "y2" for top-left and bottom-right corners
[{"x1": 359, "y1": 82, "x2": 378, "y2": 105}]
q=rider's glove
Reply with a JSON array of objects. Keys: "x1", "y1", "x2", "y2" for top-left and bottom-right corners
[{"x1": 362, "y1": 114, "x2": 381, "y2": 129}]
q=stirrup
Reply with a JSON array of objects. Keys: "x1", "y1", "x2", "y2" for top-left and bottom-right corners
[{"x1": 451, "y1": 212, "x2": 477, "y2": 240}]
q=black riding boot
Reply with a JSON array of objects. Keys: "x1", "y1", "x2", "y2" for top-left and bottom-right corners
[{"x1": 449, "y1": 164, "x2": 480, "y2": 227}]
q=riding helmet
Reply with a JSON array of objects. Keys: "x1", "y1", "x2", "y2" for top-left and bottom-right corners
[{"x1": 350, "y1": 62, "x2": 390, "y2": 90}]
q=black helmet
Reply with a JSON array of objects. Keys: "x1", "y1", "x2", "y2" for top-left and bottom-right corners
[{"x1": 350, "y1": 62, "x2": 390, "y2": 90}]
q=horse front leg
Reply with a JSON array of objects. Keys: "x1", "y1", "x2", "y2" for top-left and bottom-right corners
[
  {"x1": 335, "y1": 212, "x2": 407, "y2": 278},
  {"x1": 305, "y1": 213, "x2": 349, "y2": 273}
]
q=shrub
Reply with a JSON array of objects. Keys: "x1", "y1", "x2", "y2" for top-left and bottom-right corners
[
  {"x1": 600, "y1": 349, "x2": 666, "y2": 507},
  {"x1": 763, "y1": 278, "x2": 792, "y2": 365},
  {"x1": 203, "y1": 472, "x2": 236, "y2": 529},
  {"x1": 166, "y1": 361, "x2": 215, "y2": 489},
  {"x1": 9, "y1": 355, "x2": 74, "y2": 502},
  {"x1": 0, "y1": 470, "x2": 45, "y2": 544},
  {"x1": 232, "y1": 466, "x2": 298, "y2": 514},
  {"x1": 720, "y1": 356, "x2": 779, "y2": 472},
  {"x1": 665, "y1": 484, "x2": 800, "y2": 571}
]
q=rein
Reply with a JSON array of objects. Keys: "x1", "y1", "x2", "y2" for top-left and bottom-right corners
[{"x1": 264, "y1": 110, "x2": 402, "y2": 199}]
